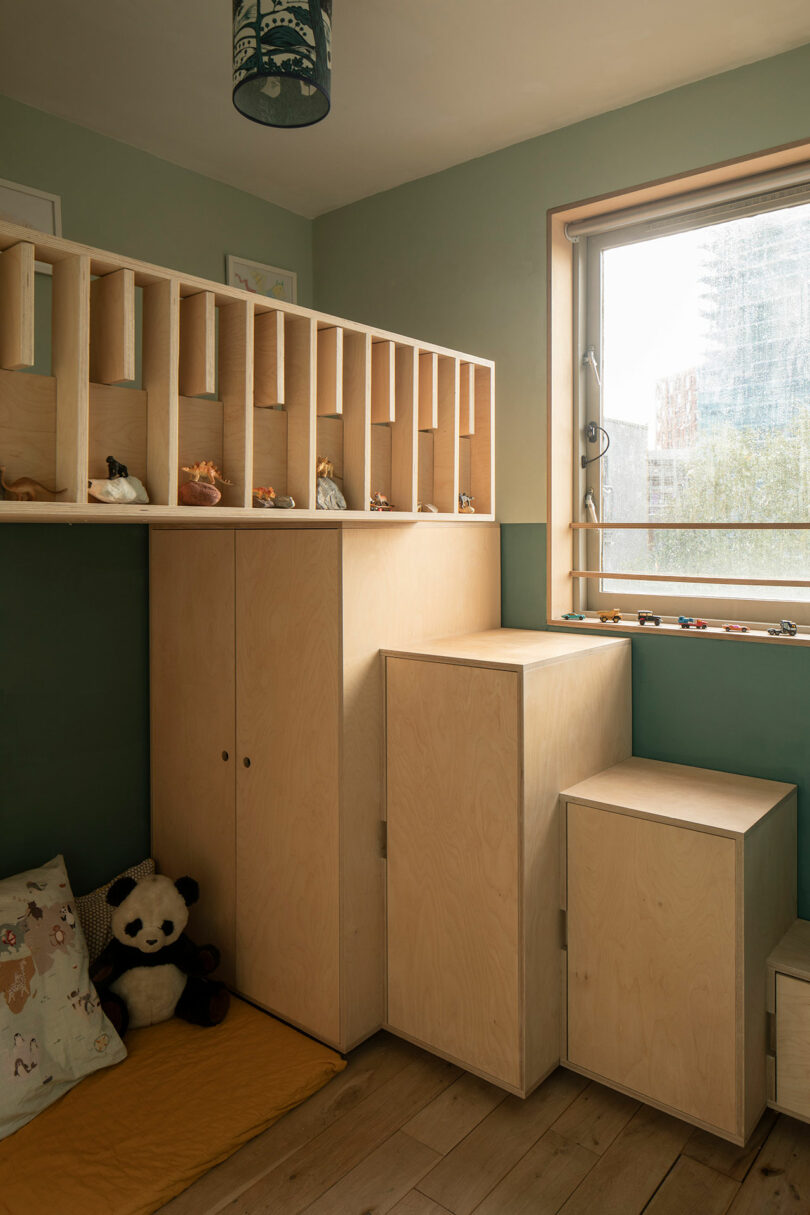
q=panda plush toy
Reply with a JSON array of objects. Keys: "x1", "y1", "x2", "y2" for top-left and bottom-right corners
[{"x1": 90, "y1": 872, "x2": 230, "y2": 1035}]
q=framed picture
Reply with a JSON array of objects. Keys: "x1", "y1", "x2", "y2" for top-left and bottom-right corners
[
  {"x1": 0, "y1": 177, "x2": 62, "y2": 275},
  {"x1": 226, "y1": 254, "x2": 297, "y2": 303}
]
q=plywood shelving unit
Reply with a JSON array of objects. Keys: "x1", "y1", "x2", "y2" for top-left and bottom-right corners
[{"x1": 0, "y1": 219, "x2": 495, "y2": 523}]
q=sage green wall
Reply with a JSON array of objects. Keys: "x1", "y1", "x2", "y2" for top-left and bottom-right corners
[
  {"x1": 314, "y1": 42, "x2": 810, "y2": 524},
  {"x1": 315, "y1": 45, "x2": 810, "y2": 916},
  {"x1": 0, "y1": 95, "x2": 313, "y2": 893},
  {"x1": 0, "y1": 93, "x2": 313, "y2": 299}
]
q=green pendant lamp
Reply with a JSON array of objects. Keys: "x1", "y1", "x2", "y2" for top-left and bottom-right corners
[{"x1": 233, "y1": 1, "x2": 332, "y2": 129}]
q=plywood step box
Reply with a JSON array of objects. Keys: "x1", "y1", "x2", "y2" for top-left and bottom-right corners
[
  {"x1": 766, "y1": 919, "x2": 810, "y2": 1124},
  {"x1": 382, "y1": 629, "x2": 632, "y2": 1096},
  {"x1": 150, "y1": 524, "x2": 500, "y2": 1052},
  {"x1": 561, "y1": 758, "x2": 797, "y2": 1145},
  {"x1": 0, "y1": 218, "x2": 494, "y2": 523}
]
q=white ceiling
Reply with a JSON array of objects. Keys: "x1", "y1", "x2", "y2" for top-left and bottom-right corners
[{"x1": 1, "y1": 1, "x2": 809, "y2": 218}]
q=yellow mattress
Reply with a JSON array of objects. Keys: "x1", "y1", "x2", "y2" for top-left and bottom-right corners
[{"x1": 0, "y1": 997, "x2": 345, "y2": 1215}]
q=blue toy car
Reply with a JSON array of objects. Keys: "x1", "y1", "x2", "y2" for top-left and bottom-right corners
[{"x1": 561, "y1": 612, "x2": 585, "y2": 621}]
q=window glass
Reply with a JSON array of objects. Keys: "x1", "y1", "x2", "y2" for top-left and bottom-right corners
[{"x1": 598, "y1": 200, "x2": 810, "y2": 601}]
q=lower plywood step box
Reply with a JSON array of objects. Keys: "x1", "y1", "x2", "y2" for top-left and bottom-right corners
[
  {"x1": 382, "y1": 628, "x2": 632, "y2": 1097},
  {"x1": 560, "y1": 757, "x2": 797, "y2": 1145},
  {"x1": 767, "y1": 919, "x2": 810, "y2": 1122}
]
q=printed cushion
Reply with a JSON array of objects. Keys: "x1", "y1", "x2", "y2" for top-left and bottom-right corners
[
  {"x1": 76, "y1": 858, "x2": 155, "y2": 965},
  {"x1": 0, "y1": 855, "x2": 127, "y2": 1141}
]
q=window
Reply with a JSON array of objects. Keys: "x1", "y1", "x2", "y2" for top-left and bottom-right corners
[{"x1": 566, "y1": 164, "x2": 810, "y2": 629}]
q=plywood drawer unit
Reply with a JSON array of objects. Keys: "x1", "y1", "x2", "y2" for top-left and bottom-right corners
[
  {"x1": 383, "y1": 629, "x2": 631, "y2": 1096},
  {"x1": 561, "y1": 758, "x2": 797, "y2": 1145},
  {"x1": 767, "y1": 918, "x2": 810, "y2": 1122}
]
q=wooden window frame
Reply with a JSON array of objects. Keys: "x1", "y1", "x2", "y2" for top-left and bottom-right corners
[{"x1": 547, "y1": 135, "x2": 810, "y2": 645}]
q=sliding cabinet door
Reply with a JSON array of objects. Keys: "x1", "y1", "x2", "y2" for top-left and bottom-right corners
[{"x1": 235, "y1": 530, "x2": 341, "y2": 1044}]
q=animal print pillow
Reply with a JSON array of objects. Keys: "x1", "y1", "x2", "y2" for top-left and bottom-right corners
[{"x1": 0, "y1": 855, "x2": 127, "y2": 1140}]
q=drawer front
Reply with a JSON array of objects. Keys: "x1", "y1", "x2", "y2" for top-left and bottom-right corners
[
  {"x1": 776, "y1": 973, "x2": 810, "y2": 1120},
  {"x1": 386, "y1": 658, "x2": 521, "y2": 1087},
  {"x1": 566, "y1": 802, "x2": 739, "y2": 1134}
]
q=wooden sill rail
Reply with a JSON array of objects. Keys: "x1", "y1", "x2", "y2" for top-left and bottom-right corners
[{"x1": 0, "y1": 219, "x2": 495, "y2": 524}]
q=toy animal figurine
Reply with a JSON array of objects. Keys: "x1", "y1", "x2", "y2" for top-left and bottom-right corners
[
  {"x1": 181, "y1": 461, "x2": 233, "y2": 486},
  {"x1": 370, "y1": 492, "x2": 395, "y2": 511},
  {"x1": 253, "y1": 486, "x2": 277, "y2": 507},
  {"x1": 459, "y1": 492, "x2": 475, "y2": 513},
  {"x1": 180, "y1": 461, "x2": 233, "y2": 507},
  {"x1": 88, "y1": 475, "x2": 149, "y2": 504},
  {"x1": 106, "y1": 456, "x2": 128, "y2": 480},
  {"x1": 0, "y1": 467, "x2": 66, "y2": 502},
  {"x1": 317, "y1": 453, "x2": 347, "y2": 510}
]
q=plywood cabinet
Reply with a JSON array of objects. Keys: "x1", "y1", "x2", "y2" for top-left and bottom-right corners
[
  {"x1": 383, "y1": 629, "x2": 632, "y2": 1095},
  {"x1": 562, "y1": 758, "x2": 797, "y2": 1144},
  {"x1": 151, "y1": 522, "x2": 500, "y2": 1049},
  {"x1": 766, "y1": 918, "x2": 810, "y2": 1123}
]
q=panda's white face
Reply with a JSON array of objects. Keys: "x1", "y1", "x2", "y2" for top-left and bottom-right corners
[{"x1": 111, "y1": 875, "x2": 189, "y2": 954}]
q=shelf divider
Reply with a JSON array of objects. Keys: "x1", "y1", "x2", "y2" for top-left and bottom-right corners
[
  {"x1": 53, "y1": 254, "x2": 90, "y2": 502},
  {"x1": 254, "y1": 308, "x2": 284, "y2": 406},
  {"x1": 317, "y1": 326, "x2": 343, "y2": 417},
  {"x1": 0, "y1": 241, "x2": 35, "y2": 371},
  {"x1": 220, "y1": 298, "x2": 254, "y2": 508},
  {"x1": 143, "y1": 278, "x2": 180, "y2": 505},
  {"x1": 90, "y1": 268, "x2": 135, "y2": 385},
  {"x1": 392, "y1": 345, "x2": 418, "y2": 513},
  {"x1": 418, "y1": 352, "x2": 438, "y2": 431},
  {"x1": 459, "y1": 362, "x2": 475, "y2": 437},
  {"x1": 434, "y1": 356, "x2": 460, "y2": 513},
  {"x1": 179, "y1": 290, "x2": 216, "y2": 397},
  {"x1": 342, "y1": 330, "x2": 371, "y2": 512},
  {"x1": 472, "y1": 364, "x2": 494, "y2": 515},
  {"x1": 371, "y1": 339, "x2": 396, "y2": 424},
  {"x1": 285, "y1": 314, "x2": 317, "y2": 510}
]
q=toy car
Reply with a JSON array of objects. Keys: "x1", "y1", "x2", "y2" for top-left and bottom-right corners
[
  {"x1": 694, "y1": 619, "x2": 709, "y2": 629},
  {"x1": 598, "y1": 608, "x2": 622, "y2": 624},
  {"x1": 678, "y1": 616, "x2": 708, "y2": 629},
  {"x1": 637, "y1": 609, "x2": 662, "y2": 626},
  {"x1": 767, "y1": 619, "x2": 798, "y2": 637},
  {"x1": 723, "y1": 623, "x2": 749, "y2": 633},
  {"x1": 561, "y1": 612, "x2": 585, "y2": 621}
]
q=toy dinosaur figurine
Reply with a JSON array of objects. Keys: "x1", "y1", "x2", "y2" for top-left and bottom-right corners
[
  {"x1": 253, "y1": 486, "x2": 277, "y2": 507},
  {"x1": 0, "y1": 467, "x2": 66, "y2": 502},
  {"x1": 181, "y1": 461, "x2": 233, "y2": 486}
]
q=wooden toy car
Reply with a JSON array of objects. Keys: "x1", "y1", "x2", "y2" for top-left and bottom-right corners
[
  {"x1": 561, "y1": 612, "x2": 585, "y2": 621},
  {"x1": 767, "y1": 619, "x2": 798, "y2": 636},
  {"x1": 723, "y1": 623, "x2": 749, "y2": 633},
  {"x1": 637, "y1": 609, "x2": 662, "y2": 626},
  {"x1": 598, "y1": 608, "x2": 622, "y2": 623}
]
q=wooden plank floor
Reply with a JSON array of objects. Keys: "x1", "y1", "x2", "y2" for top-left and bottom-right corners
[{"x1": 158, "y1": 1031, "x2": 810, "y2": 1215}]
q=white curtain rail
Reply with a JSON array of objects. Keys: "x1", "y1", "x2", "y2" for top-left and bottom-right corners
[{"x1": 564, "y1": 162, "x2": 810, "y2": 240}]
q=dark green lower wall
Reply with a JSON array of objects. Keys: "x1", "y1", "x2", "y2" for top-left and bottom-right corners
[
  {"x1": 0, "y1": 525, "x2": 150, "y2": 894},
  {"x1": 501, "y1": 522, "x2": 810, "y2": 918},
  {"x1": 4, "y1": 520, "x2": 806, "y2": 916}
]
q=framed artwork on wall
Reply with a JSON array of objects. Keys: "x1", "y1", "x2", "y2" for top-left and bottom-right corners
[
  {"x1": 0, "y1": 177, "x2": 62, "y2": 275},
  {"x1": 226, "y1": 254, "x2": 297, "y2": 303}
]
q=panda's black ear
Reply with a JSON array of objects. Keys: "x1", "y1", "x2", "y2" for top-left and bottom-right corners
[
  {"x1": 175, "y1": 876, "x2": 199, "y2": 907},
  {"x1": 107, "y1": 875, "x2": 137, "y2": 907}
]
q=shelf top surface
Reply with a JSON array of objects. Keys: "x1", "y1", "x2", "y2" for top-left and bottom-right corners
[
  {"x1": 562, "y1": 756, "x2": 796, "y2": 836},
  {"x1": 382, "y1": 627, "x2": 628, "y2": 671},
  {"x1": 768, "y1": 919, "x2": 810, "y2": 981}
]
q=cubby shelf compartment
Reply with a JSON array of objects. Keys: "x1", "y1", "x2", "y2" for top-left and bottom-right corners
[{"x1": 0, "y1": 218, "x2": 494, "y2": 523}]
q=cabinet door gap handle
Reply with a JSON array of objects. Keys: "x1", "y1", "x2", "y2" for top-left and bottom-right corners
[{"x1": 243, "y1": 757, "x2": 251, "y2": 768}]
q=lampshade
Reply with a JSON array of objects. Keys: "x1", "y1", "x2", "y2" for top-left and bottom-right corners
[{"x1": 233, "y1": 1, "x2": 332, "y2": 129}]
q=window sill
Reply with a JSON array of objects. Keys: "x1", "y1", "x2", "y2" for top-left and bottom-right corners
[{"x1": 550, "y1": 618, "x2": 810, "y2": 646}]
